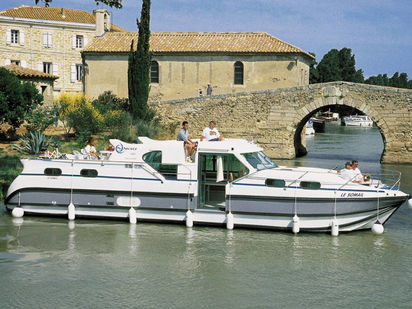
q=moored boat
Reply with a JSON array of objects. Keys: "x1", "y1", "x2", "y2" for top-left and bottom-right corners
[
  {"x1": 5, "y1": 137, "x2": 410, "y2": 234},
  {"x1": 342, "y1": 115, "x2": 373, "y2": 127},
  {"x1": 305, "y1": 119, "x2": 315, "y2": 135}
]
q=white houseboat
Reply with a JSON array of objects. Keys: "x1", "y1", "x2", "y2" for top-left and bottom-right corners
[
  {"x1": 5, "y1": 138, "x2": 410, "y2": 234},
  {"x1": 342, "y1": 115, "x2": 373, "y2": 127}
]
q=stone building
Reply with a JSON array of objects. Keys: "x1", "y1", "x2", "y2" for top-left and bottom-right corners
[
  {"x1": 82, "y1": 32, "x2": 314, "y2": 101},
  {"x1": 0, "y1": 5, "x2": 125, "y2": 98},
  {"x1": 2, "y1": 64, "x2": 58, "y2": 106}
]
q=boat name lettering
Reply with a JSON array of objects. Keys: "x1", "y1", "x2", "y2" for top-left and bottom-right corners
[
  {"x1": 115, "y1": 144, "x2": 139, "y2": 154},
  {"x1": 341, "y1": 192, "x2": 363, "y2": 198}
]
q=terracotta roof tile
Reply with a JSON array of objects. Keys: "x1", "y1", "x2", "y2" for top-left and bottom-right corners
[
  {"x1": 83, "y1": 32, "x2": 314, "y2": 58},
  {"x1": 3, "y1": 64, "x2": 58, "y2": 80},
  {"x1": 0, "y1": 5, "x2": 126, "y2": 31}
]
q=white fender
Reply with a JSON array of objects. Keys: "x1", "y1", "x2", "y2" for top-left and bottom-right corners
[
  {"x1": 185, "y1": 210, "x2": 193, "y2": 228},
  {"x1": 408, "y1": 198, "x2": 412, "y2": 210},
  {"x1": 372, "y1": 220, "x2": 384, "y2": 235},
  {"x1": 129, "y1": 207, "x2": 137, "y2": 224},
  {"x1": 292, "y1": 215, "x2": 300, "y2": 234},
  {"x1": 68, "y1": 202, "x2": 75, "y2": 221},
  {"x1": 12, "y1": 207, "x2": 24, "y2": 218},
  {"x1": 226, "y1": 212, "x2": 234, "y2": 230},
  {"x1": 331, "y1": 219, "x2": 339, "y2": 236}
]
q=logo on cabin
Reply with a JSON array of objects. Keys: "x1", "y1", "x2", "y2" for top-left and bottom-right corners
[{"x1": 115, "y1": 143, "x2": 124, "y2": 154}]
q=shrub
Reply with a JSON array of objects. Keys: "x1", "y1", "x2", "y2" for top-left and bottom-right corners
[
  {"x1": 0, "y1": 67, "x2": 43, "y2": 136},
  {"x1": 55, "y1": 93, "x2": 103, "y2": 142},
  {"x1": 24, "y1": 105, "x2": 58, "y2": 133},
  {"x1": 134, "y1": 118, "x2": 161, "y2": 139},
  {"x1": 103, "y1": 109, "x2": 133, "y2": 141},
  {"x1": 0, "y1": 154, "x2": 22, "y2": 201},
  {"x1": 12, "y1": 131, "x2": 52, "y2": 155},
  {"x1": 92, "y1": 91, "x2": 129, "y2": 113}
]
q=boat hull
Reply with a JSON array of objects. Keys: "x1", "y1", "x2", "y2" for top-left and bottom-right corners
[{"x1": 6, "y1": 187, "x2": 407, "y2": 233}]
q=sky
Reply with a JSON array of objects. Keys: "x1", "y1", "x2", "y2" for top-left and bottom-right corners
[{"x1": 2, "y1": 0, "x2": 412, "y2": 78}]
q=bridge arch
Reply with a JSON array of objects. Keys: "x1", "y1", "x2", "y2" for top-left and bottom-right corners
[
  {"x1": 293, "y1": 101, "x2": 387, "y2": 161},
  {"x1": 153, "y1": 81, "x2": 412, "y2": 163}
]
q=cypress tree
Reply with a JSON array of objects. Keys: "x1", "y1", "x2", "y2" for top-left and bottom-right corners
[{"x1": 128, "y1": 0, "x2": 153, "y2": 122}]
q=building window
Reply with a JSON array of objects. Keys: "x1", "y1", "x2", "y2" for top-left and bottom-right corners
[
  {"x1": 76, "y1": 35, "x2": 83, "y2": 48},
  {"x1": 151, "y1": 61, "x2": 159, "y2": 83},
  {"x1": 11, "y1": 30, "x2": 19, "y2": 44},
  {"x1": 234, "y1": 61, "x2": 244, "y2": 85},
  {"x1": 43, "y1": 62, "x2": 52, "y2": 74},
  {"x1": 76, "y1": 64, "x2": 83, "y2": 81},
  {"x1": 11, "y1": 60, "x2": 20, "y2": 66}
]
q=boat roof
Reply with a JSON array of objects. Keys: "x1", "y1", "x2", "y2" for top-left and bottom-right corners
[{"x1": 108, "y1": 137, "x2": 262, "y2": 164}]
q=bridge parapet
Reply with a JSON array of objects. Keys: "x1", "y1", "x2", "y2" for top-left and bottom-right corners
[{"x1": 152, "y1": 82, "x2": 412, "y2": 163}]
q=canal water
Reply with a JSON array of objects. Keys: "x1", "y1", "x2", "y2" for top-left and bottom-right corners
[{"x1": 1, "y1": 123, "x2": 411, "y2": 308}]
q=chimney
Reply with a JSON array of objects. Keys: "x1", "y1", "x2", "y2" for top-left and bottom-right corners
[
  {"x1": 60, "y1": 8, "x2": 66, "y2": 18},
  {"x1": 94, "y1": 9, "x2": 111, "y2": 37}
]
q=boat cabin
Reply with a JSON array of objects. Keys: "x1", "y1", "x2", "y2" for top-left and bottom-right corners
[{"x1": 108, "y1": 137, "x2": 275, "y2": 209}]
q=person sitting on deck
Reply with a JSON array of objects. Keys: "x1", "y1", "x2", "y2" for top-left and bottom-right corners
[
  {"x1": 83, "y1": 136, "x2": 100, "y2": 159},
  {"x1": 352, "y1": 160, "x2": 370, "y2": 182},
  {"x1": 177, "y1": 121, "x2": 196, "y2": 162},
  {"x1": 338, "y1": 162, "x2": 360, "y2": 183},
  {"x1": 200, "y1": 121, "x2": 223, "y2": 141}
]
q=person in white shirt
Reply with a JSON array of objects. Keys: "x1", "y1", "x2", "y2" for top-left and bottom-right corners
[
  {"x1": 83, "y1": 136, "x2": 100, "y2": 159},
  {"x1": 338, "y1": 162, "x2": 359, "y2": 183},
  {"x1": 200, "y1": 121, "x2": 223, "y2": 141},
  {"x1": 352, "y1": 160, "x2": 370, "y2": 182}
]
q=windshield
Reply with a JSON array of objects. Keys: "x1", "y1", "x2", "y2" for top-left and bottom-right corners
[{"x1": 242, "y1": 151, "x2": 277, "y2": 170}]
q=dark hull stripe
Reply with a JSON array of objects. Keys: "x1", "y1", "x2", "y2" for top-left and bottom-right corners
[
  {"x1": 232, "y1": 182, "x2": 385, "y2": 193},
  {"x1": 20, "y1": 173, "x2": 197, "y2": 182}
]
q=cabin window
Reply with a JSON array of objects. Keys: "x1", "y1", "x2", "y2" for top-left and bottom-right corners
[
  {"x1": 143, "y1": 151, "x2": 177, "y2": 179},
  {"x1": 234, "y1": 61, "x2": 244, "y2": 85},
  {"x1": 300, "y1": 181, "x2": 321, "y2": 190},
  {"x1": 265, "y1": 179, "x2": 285, "y2": 188},
  {"x1": 151, "y1": 61, "x2": 159, "y2": 83},
  {"x1": 80, "y1": 169, "x2": 98, "y2": 177},
  {"x1": 44, "y1": 168, "x2": 62, "y2": 176},
  {"x1": 242, "y1": 151, "x2": 277, "y2": 170}
]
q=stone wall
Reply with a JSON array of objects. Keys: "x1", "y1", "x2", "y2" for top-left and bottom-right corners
[
  {"x1": 153, "y1": 81, "x2": 412, "y2": 163},
  {"x1": 83, "y1": 53, "x2": 310, "y2": 101}
]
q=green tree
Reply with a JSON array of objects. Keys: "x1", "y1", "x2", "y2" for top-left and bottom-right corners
[
  {"x1": 128, "y1": 0, "x2": 153, "y2": 121},
  {"x1": 399, "y1": 73, "x2": 408, "y2": 88},
  {"x1": 389, "y1": 72, "x2": 400, "y2": 88},
  {"x1": 34, "y1": 0, "x2": 123, "y2": 8},
  {"x1": 315, "y1": 48, "x2": 363, "y2": 83},
  {"x1": 0, "y1": 68, "x2": 43, "y2": 131},
  {"x1": 316, "y1": 49, "x2": 341, "y2": 82}
]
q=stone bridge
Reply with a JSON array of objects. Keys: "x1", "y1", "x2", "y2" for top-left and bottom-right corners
[{"x1": 153, "y1": 81, "x2": 412, "y2": 163}]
